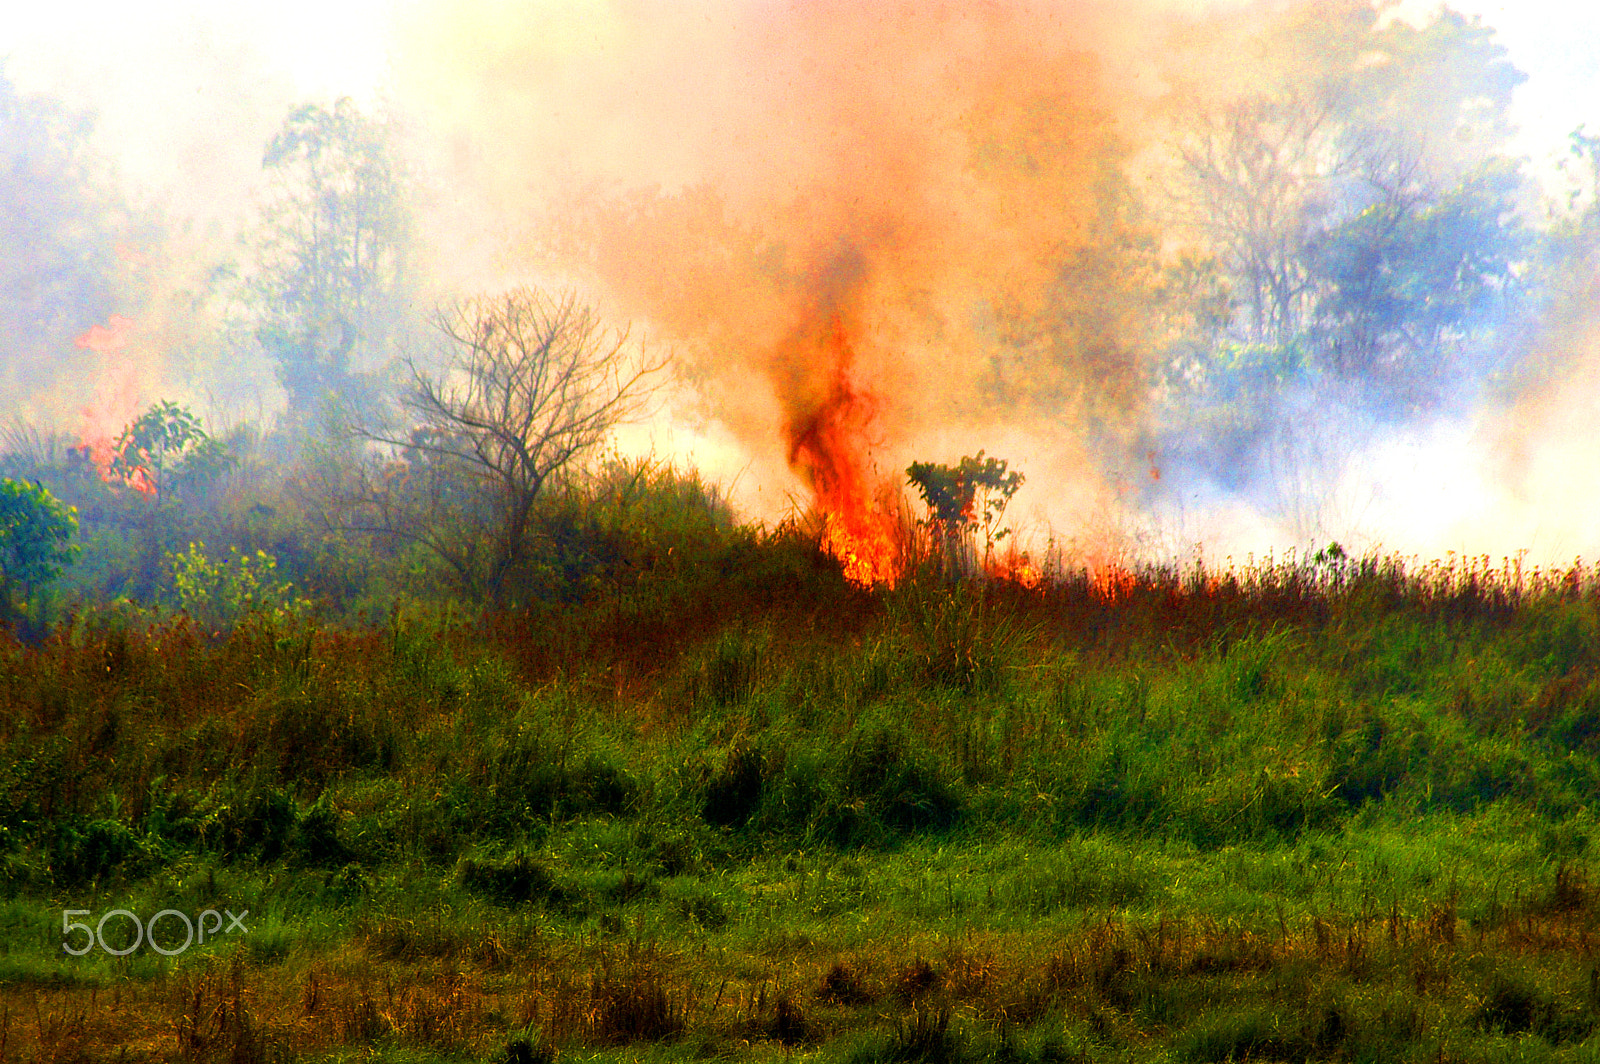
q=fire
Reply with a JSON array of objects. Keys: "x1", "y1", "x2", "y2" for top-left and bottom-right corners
[
  {"x1": 1092, "y1": 564, "x2": 1139, "y2": 602},
  {"x1": 73, "y1": 315, "x2": 154, "y2": 495},
  {"x1": 785, "y1": 316, "x2": 903, "y2": 588},
  {"x1": 989, "y1": 547, "x2": 1042, "y2": 589},
  {"x1": 116, "y1": 462, "x2": 157, "y2": 498}
]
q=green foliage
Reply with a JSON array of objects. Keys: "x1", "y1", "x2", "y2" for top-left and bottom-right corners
[
  {"x1": 834, "y1": 728, "x2": 965, "y2": 842},
  {"x1": 515, "y1": 454, "x2": 736, "y2": 608},
  {"x1": 212, "y1": 787, "x2": 297, "y2": 862},
  {"x1": 167, "y1": 541, "x2": 308, "y2": 632},
  {"x1": 249, "y1": 97, "x2": 412, "y2": 427},
  {"x1": 906, "y1": 452, "x2": 1025, "y2": 571},
  {"x1": 455, "y1": 704, "x2": 640, "y2": 841},
  {"x1": 1159, "y1": 1, "x2": 1535, "y2": 516},
  {"x1": 5, "y1": 550, "x2": 1600, "y2": 1057},
  {"x1": 45, "y1": 817, "x2": 148, "y2": 888},
  {"x1": 295, "y1": 794, "x2": 350, "y2": 868},
  {"x1": 1179, "y1": 1004, "x2": 1350, "y2": 1062},
  {"x1": 456, "y1": 850, "x2": 561, "y2": 907},
  {"x1": 702, "y1": 743, "x2": 766, "y2": 829},
  {"x1": 895, "y1": 582, "x2": 1020, "y2": 693},
  {"x1": 907, "y1": 452, "x2": 1023, "y2": 532},
  {"x1": 0, "y1": 477, "x2": 79, "y2": 618},
  {"x1": 109, "y1": 400, "x2": 234, "y2": 505}
]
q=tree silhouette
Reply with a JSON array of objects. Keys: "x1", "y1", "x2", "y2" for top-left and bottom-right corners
[
  {"x1": 248, "y1": 98, "x2": 412, "y2": 432},
  {"x1": 350, "y1": 288, "x2": 665, "y2": 607},
  {"x1": 906, "y1": 451, "x2": 1024, "y2": 575}
]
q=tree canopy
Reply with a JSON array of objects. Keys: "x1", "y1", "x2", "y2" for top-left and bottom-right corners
[
  {"x1": 0, "y1": 66, "x2": 143, "y2": 400},
  {"x1": 246, "y1": 98, "x2": 414, "y2": 432},
  {"x1": 0, "y1": 478, "x2": 78, "y2": 615},
  {"x1": 1163, "y1": 0, "x2": 1529, "y2": 415}
]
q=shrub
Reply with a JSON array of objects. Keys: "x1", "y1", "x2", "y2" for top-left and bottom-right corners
[
  {"x1": 46, "y1": 817, "x2": 146, "y2": 887},
  {"x1": 211, "y1": 787, "x2": 297, "y2": 861},
  {"x1": 500, "y1": 1034, "x2": 556, "y2": 1064},
  {"x1": 168, "y1": 541, "x2": 309, "y2": 634},
  {"x1": 702, "y1": 743, "x2": 766, "y2": 828},
  {"x1": 0, "y1": 477, "x2": 78, "y2": 630},
  {"x1": 457, "y1": 851, "x2": 559, "y2": 906},
  {"x1": 294, "y1": 795, "x2": 349, "y2": 867},
  {"x1": 833, "y1": 729, "x2": 964, "y2": 843}
]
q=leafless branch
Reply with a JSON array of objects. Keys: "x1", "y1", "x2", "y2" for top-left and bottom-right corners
[{"x1": 349, "y1": 286, "x2": 667, "y2": 605}]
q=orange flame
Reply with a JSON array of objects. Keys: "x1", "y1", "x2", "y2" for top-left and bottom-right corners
[
  {"x1": 73, "y1": 315, "x2": 154, "y2": 496},
  {"x1": 988, "y1": 546, "x2": 1042, "y2": 589},
  {"x1": 785, "y1": 317, "x2": 903, "y2": 587},
  {"x1": 119, "y1": 464, "x2": 158, "y2": 498},
  {"x1": 1092, "y1": 564, "x2": 1139, "y2": 602}
]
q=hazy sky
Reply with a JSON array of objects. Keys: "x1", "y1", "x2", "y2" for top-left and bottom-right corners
[
  {"x1": 1403, "y1": 0, "x2": 1600, "y2": 168},
  {"x1": 0, "y1": 0, "x2": 396, "y2": 222},
  {"x1": 1, "y1": 0, "x2": 1596, "y2": 214}
]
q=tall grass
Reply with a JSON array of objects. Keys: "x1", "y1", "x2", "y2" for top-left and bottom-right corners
[
  {"x1": 5, "y1": 546, "x2": 1599, "y2": 870},
  {"x1": 4, "y1": 540, "x2": 1600, "y2": 1059}
]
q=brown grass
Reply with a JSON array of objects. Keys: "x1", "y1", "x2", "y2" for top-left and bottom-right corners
[{"x1": 5, "y1": 893, "x2": 1599, "y2": 1060}]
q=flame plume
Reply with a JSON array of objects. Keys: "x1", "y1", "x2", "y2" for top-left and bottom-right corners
[
  {"x1": 402, "y1": 0, "x2": 1165, "y2": 574},
  {"x1": 73, "y1": 315, "x2": 152, "y2": 493},
  {"x1": 783, "y1": 315, "x2": 903, "y2": 587}
]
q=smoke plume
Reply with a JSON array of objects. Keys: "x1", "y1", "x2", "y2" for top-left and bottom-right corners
[
  {"x1": 392, "y1": 0, "x2": 1599, "y2": 570},
  {"x1": 397, "y1": 0, "x2": 1180, "y2": 565}
]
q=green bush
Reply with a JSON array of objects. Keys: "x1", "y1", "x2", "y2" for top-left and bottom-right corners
[
  {"x1": 167, "y1": 541, "x2": 309, "y2": 633},
  {"x1": 46, "y1": 817, "x2": 146, "y2": 887},
  {"x1": 457, "y1": 850, "x2": 561, "y2": 906},
  {"x1": 209, "y1": 787, "x2": 297, "y2": 862},
  {"x1": 0, "y1": 477, "x2": 79, "y2": 631},
  {"x1": 471, "y1": 719, "x2": 638, "y2": 836},
  {"x1": 294, "y1": 794, "x2": 350, "y2": 867},
  {"x1": 829, "y1": 729, "x2": 965, "y2": 845},
  {"x1": 1179, "y1": 1004, "x2": 1348, "y2": 1062},
  {"x1": 702, "y1": 743, "x2": 766, "y2": 828}
]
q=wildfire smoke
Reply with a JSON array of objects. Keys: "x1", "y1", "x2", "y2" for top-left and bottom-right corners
[
  {"x1": 398, "y1": 0, "x2": 1170, "y2": 583},
  {"x1": 390, "y1": 0, "x2": 1600, "y2": 572}
]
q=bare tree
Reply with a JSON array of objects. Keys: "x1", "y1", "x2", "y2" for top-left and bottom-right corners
[
  {"x1": 1172, "y1": 93, "x2": 1353, "y2": 349},
  {"x1": 352, "y1": 287, "x2": 665, "y2": 607}
]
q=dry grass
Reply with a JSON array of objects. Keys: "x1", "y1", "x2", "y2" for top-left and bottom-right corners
[{"x1": 5, "y1": 888, "x2": 1597, "y2": 1060}]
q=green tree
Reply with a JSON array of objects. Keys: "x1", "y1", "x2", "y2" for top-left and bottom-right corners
[
  {"x1": 906, "y1": 451, "x2": 1024, "y2": 575},
  {"x1": 167, "y1": 541, "x2": 307, "y2": 634},
  {"x1": 109, "y1": 400, "x2": 234, "y2": 507},
  {"x1": 247, "y1": 98, "x2": 413, "y2": 433},
  {"x1": 0, "y1": 478, "x2": 79, "y2": 621},
  {"x1": 1166, "y1": 1, "x2": 1527, "y2": 410},
  {"x1": 1309, "y1": 157, "x2": 1527, "y2": 398},
  {"x1": 1150, "y1": 0, "x2": 1534, "y2": 542}
]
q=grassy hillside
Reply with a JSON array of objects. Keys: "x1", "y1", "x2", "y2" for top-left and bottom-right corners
[{"x1": 3, "y1": 547, "x2": 1600, "y2": 1061}]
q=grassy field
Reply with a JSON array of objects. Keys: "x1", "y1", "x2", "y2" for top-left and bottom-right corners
[{"x1": 4, "y1": 545, "x2": 1600, "y2": 1062}]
